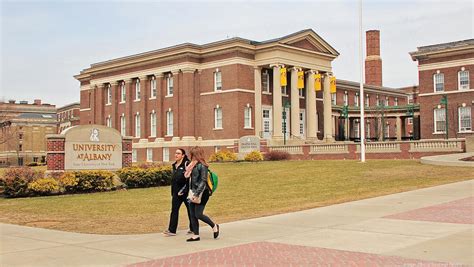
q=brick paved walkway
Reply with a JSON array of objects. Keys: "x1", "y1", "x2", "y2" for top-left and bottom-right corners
[
  {"x1": 128, "y1": 241, "x2": 465, "y2": 267},
  {"x1": 385, "y1": 197, "x2": 474, "y2": 224}
]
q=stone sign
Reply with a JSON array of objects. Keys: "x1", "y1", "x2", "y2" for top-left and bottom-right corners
[
  {"x1": 64, "y1": 125, "x2": 123, "y2": 170},
  {"x1": 238, "y1": 135, "x2": 260, "y2": 158}
]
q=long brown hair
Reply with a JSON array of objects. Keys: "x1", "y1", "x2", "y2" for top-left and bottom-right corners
[{"x1": 189, "y1": 146, "x2": 209, "y2": 167}]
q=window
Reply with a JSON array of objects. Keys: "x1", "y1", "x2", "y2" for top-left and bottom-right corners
[
  {"x1": 120, "y1": 115, "x2": 126, "y2": 136},
  {"x1": 135, "y1": 113, "x2": 140, "y2": 138},
  {"x1": 331, "y1": 93, "x2": 336, "y2": 105},
  {"x1": 163, "y1": 147, "x2": 170, "y2": 162},
  {"x1": 365, "y1": 95, "x2": 370, "y2": 107},
  {"x1": 214, "y1": 106, "x2": 223, "y2": 129},
  {"x1": 408, "y1": 94, "x2": 413, "y2": 104},
  {"x1": 458, "y1": 70, "x2": 469, "y2": 90},
  {"x1": 147, "y1": 148, "x2": 153, "y2": 162},
  {"x1": 282, "y1": 86, "x2": 287, "y2": 95},
  {"x1": 434, "y1": 72, "x2": 444, "y2": 92},
  {"x1": 384, "y1": 124, "x2": 390, "y2": 138},
  {"x1": 385, "y1": 97, "x2": 389, "y2": 106},
  {"x1": 394, "y1": 98, "x2": 398, "y2": 106},
  {"x1": 33, "y1": 157, "x2": 38, "y2": 163},
  {"x1": 354, "y1": 93, "x2": 359, "y2": 107},
  {"x1": 376, "y1": 95, "x2": 380, "y2": 106},
  {"x1": 18, "y1": 133, "x2": 23, "y2": 140},
  {"x1": 343, "y1": 91, "x2": 348, "y2": 106},
  {"x1": 18, "y1": 144, "x2": 23, "y2": 151},
  {"x1": 459, "y1": 106, "x2": 472, "y2": 132},
  {"x1": 366, "y1": 122, "x2": 370, "y2": 137},
  {"x1": 262, "y1": 71, "x2": 270, "y2": 93},
  {"x1": 106, "y1": 85, "x2": 112, "y2": 104},
  {"x1": 434, "y1": 108, "x2": 446, "y2": 133},
  {"x1": 166, "y1": 110, "x2": 173, "y2": 136},
  {"x1": 106, "y1": 116, "x2": 112, "y2": 127},
  {"x1": 354, "y1": 120, "x2": 360, "y2": 138},
  {"x1": 120, "y1": 82, "x2": 126, "y2": 102},
  {"x1": 244, "y1": 105, "x2": 252, "y2": 128},
  {"x1": 167, "y1": 75, "x2": 173, "y2": 96},
  {"x1": 214, "y1": 70, "x2": 222, "y2": 91},
  {"x1": 299, "y1": 88, "x2": 305, "y2": 98},
  {"x1": 150, "y1": 111, "x2": 157, "y2": 137},
  {"x1": 151, "y1": 77, "x2": 157, "y2": 98},
  {"x1": 135, "y1": 79, "x2": 141, "y2": 100},
  {"x1": 408, "y1": 118, "x2": 413, "y2": 125},
  {"x1": 132, "y1": 149, "x2": 137, "y2": 163}
]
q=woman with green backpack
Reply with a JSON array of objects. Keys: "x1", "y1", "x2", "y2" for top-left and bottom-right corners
[{"x1": 184, "y1": 146, "x2": 219, "y2": 242}]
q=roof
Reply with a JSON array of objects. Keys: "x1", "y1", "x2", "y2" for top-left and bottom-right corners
[{"x1": 409, "y1": 39, "x2": 474, "y2": 60}]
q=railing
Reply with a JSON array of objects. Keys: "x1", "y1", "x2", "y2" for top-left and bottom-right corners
[
  {"x1": 269, "y1": 145, "x2": 303, "y2": 154},
  {"x1": 359, "y1": 142, "x2": 401, "y2": 153},
  {"x1": 409, "y1": 139, "x2": 464, "y2": 152},
  {"x1": 310, "y1": 144, "x2": 348, "y2": 154}
]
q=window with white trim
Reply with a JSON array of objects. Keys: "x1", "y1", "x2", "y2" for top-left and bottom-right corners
[
  {"x1": 135, "y1": 79, "x2": 141, "y2": 100},
  {"x1": 281, "y1": 86, "x2": 287, "y2": 95},
  {"x1": 385, "y1": 96, "x2": 389, "y2": 106},
  {"x1": 262, "y1": 71, "x2": 270, "y2": 93},
  {"x1": 384, "y1": 123, "x2": 390, "y2": 138},
  {"x1": 331, "y1": 93, "x2": 336, "y2": 105},
  {"x1": 120, "y1": 115, "x2": 126, "y2": 136},
  {"x1": 166, "y1": 110, "x2": 173, "y2": 136},
  {"x1": 106, "y1": 116, "x2": 112, "y2": 127},
  {"x1": 365, "y1": 95, "x2": 370, "y2": 107},
  {"x1": 299, "y1": 88, "x2": 305, "y2": 98},
  {"x1": 132, "y1": 149, "x2": 137, "y2": 163},
  {"x1": 394, "y1": 98, "x2": 398, "y2": 106},
  {"x1": 120, "y1": 82, "x2": 126, "y2": 102},
  {"x1": 214, "y1": 70, "x2": 222, "y2": 91},
  {"x1": 376, "y1": 95, "x2": 380, "y2": 106},
  {"x1": 214, "y1": 106, "x2": 223, "y2": 129},
  {"x1": 244, "y1": 105, "x2": 252, "y2": 128},
  {"x1": 163, "y1": 147, "x2": 170, "y2": 162},
  {"x1": 354, "y1": 93, "x2": 359, "y2": 107},
  {"x1": 135, "y1": 113, "x2": 141, "y2": 138},
  {"x1": 146, "y1": 148, "x2": 153, "y2": 162},
  {"x1": 106, "y1": 85, "x2": 112, "y2": 105},
  {"x1": 343, "y1": 91, "x2": 348, "y2": 106},
  {"x1": 366, "y1": 122, "x2": 370, "y2": 137},
  {"x1": 150, "y1": 111, "x2": 156, "y2": 137},
  {"x1": 408, "y1": 94, "x2": 413, "y2": 104},
  {"x1": 459, "y1": 106, "x2": 472, "y2": 132},
  {"x1": 150, "y1": 77, "x2": 157, "y2": 98},
  {"x1": 166, "y1": 75, "x2": 173, "y2": 96},
  {"x1": 434, "y1": 108, "x2": 446, "y2": 133},
  {"x1": 354, "y1": 120, "x2": 360, "y2": 138},
  {"x1": 434, "y1": 72, "x2": 444, "y2": 92},
  {"x1": 458, "y1": 70, "x2": 469, "y2": 90}
]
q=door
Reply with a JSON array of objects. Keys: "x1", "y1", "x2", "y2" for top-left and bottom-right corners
[
  {"x1": 262, "y1": 108, "x2": 272, "y2": 139},
  {"x1": 282, "y1": 107, "x2": 290, "y2": 140},
  {"x1": 299, "y1": 110, "x2": 306, "y2": 138}
]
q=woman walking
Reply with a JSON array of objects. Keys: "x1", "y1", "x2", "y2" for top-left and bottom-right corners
[
  {"x1": 185, "y1": 146, "x2": 219, "y2": 242},
  {"x1": 163, "y1": 149, "x2": 193, "y2": 236}
]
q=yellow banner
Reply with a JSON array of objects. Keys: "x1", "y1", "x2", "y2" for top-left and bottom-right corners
[
  {"x1": 330, "y1": 76, "x2": 337, "y2": 93},
  {"x1": 314, "y1": 73, "x2": 321, "y2": 91},
  {"x1": 280, "y1": 68, "x2": 287, "y2": 86},
  {"x1": 297, "y1": 71, "x2": 304, "y2": 89}
]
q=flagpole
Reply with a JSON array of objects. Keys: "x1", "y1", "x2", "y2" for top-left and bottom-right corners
[{"x1": 359, "y1": 0, "x2": 366, "y2": 162}]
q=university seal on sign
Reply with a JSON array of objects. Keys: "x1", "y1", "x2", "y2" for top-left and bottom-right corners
[{"x1": 90, "y1": 128, "x2": 100, "y2": 142}]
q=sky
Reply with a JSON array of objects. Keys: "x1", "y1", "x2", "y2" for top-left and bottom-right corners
[{"x1": 0, "y1": 0, "x2": 472, "y2": 107}]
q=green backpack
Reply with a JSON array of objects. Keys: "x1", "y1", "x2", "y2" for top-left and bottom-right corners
[{"x1": 206, "y1": 169, "x2": 219, "y2": 194}]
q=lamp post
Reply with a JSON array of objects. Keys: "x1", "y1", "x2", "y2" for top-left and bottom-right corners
[
  {"x1": 406, "y1": 104, "x2": 414, "y2": 140},
  {"x1": 283, "y1": 100, "x2": 290, "y2": 145},
  {"x1": 342, "y1": 105, "x2": 349, "y2": 141},
  {"x1": 440, "y1": 95, "x2": 448, "y2": 140}
]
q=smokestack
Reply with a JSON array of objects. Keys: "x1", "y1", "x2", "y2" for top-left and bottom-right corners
[{"x1": 365, "y1": 30, "x2": 382, "y2": 87}]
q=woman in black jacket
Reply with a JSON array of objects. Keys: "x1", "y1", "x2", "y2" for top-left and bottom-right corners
[
  {"x1": 184, "y1": 146, "x2": 219, "y2": 242},
  {"x1": 163, "y1": 148, "x2": 193, "y2": 236}
]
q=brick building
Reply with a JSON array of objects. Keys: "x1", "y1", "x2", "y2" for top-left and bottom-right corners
[
  {"x1": 76, "y1": 29, "x2": 414, "y2": 162},
  {"x1": 57, "y1": 102, "x2": 80, "y2": 133},
  {"x1": 0, "y1": 99, "x2": 57, "y2": 166},
  {"x1": 410, "y1": 39, "x2": 473, "y2": 139}
]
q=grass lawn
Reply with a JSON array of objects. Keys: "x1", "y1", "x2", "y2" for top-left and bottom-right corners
[{"x1": 0, "y1": 160, "x2": 472, "y2": 234}]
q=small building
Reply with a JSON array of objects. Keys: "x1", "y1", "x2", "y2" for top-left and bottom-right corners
[
  {"x1": 410, "y1": 39, "x2": 473, "y2": 139},
  {"x1": 57, "y1": 102, "x2": 80, "y2": 133},
  {"x1": 0, "y1": 99, "x2": 57, "y2": 166}
]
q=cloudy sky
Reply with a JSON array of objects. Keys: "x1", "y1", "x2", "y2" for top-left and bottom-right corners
[{"x1": 1, "y1": 0, "x2": 472, "y2": 107}]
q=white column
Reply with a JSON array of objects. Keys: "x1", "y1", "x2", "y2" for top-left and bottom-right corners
[
  {"x1": 323, "y1": 74, "x2": 334, "y2": 142},
  {"x1": 396, "y1": 116, "x2": 402, "y2": 141},
  {"x1": 290, "y1": 67, "x2": 300, "y2": 138},
  {"x1": 272, "y1": 65, "x2": 283, "y2": 139},
  {"x1": 254, "y1": 67, "x2": 262, "y2": 137},
  {"x1": 305, "y1": 70, "x2": 317, "y2": 140}
]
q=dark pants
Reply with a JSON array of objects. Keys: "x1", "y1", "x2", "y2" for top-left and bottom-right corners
[
  {"x1": 189, "y1": 189, "x2": 215, "y2": 235},
  {"x1": 167, "y1": 194, "x2": 193, "y2": 234}
]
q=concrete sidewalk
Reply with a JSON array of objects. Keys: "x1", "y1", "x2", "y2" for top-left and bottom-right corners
[{"x1": 1, "y1": 180, "x2": 473, "y2": 266}]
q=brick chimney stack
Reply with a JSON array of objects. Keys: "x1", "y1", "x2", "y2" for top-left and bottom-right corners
[{"x1": 365, "y1": 30, "x2": 382, "y2": 87}]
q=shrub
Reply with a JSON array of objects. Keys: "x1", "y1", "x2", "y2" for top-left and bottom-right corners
[
  {"x1": 57, "y1": 172, "x2": 78, "y2": 193},
  {"x1": 28, "y1": 178, "x2": 60, "y2": 195},
  {"x1": 1, "y1": 167, "x2": 43, "y2": 197},
  {"x1": 264, "y1": 150, "x2": 291, "y2": 161},
  {"x1": 244, "y1": 151, "x2": 264, "y2": 162},
  {"x1": 73, "y1": 170, "x2": 120, "y2": 192},
  {"x1": 208, "y1": 150, "x2": 237, "y2": 162},
  {"x1": 117, "y1": 166, "x2": 172, "y2": 188}
]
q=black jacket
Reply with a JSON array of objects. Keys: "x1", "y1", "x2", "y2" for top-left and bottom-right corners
[
  {"x1": 189, "y1": 163, "x2": 209, "y2": 197},
  {"x1": 171, "y1": 159, "x2": 190, "y2": 197}
]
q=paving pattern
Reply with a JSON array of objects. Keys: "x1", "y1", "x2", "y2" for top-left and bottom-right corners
[
  {"x1": 127, "y1": 241, "x2": 467, "y2": 267},
  {"x1": 385, "y1": 197, "x2": 474, "y2": 224}
]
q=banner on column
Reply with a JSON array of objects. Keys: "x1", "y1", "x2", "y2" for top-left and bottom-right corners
[
  {"x1": 297, "y1": 71, "x2": 304, "y2": 89},
  {"x1": 330, "y1": 76, "x2": 337, "y2": 93},
  {"x1": 280, "y1": 68, "x2": 287, "y2": 86},
  {"x1": 314, "y1": 74, "x2": 322, "y2": 91}
]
